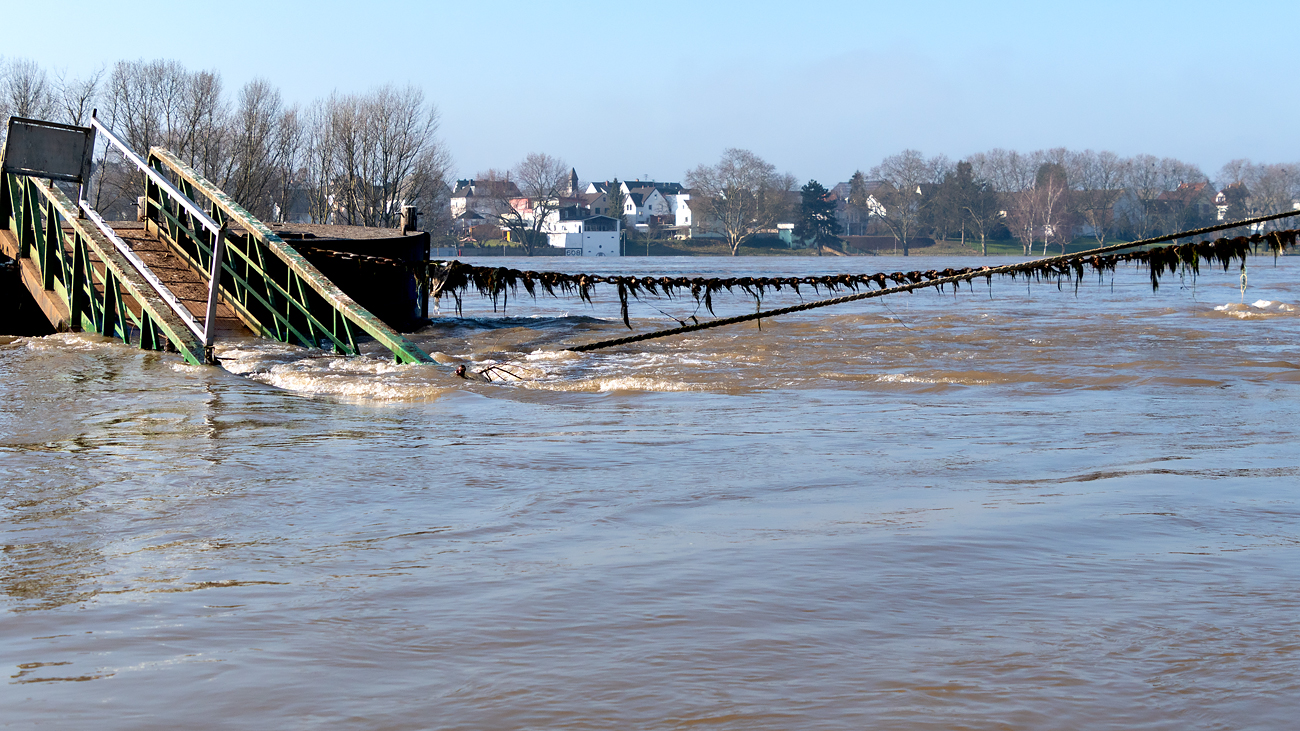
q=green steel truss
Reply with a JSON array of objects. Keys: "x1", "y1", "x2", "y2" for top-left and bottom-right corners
[
  {"x1": 0, "y1": 172, "x2": 207, "y2": 365},
  {"x1": 143, "y1": 148, "x2": 433, "y2": 364}
]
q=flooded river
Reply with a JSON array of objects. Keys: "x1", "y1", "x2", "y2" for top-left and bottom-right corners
[{"x1": 3, "y1": 255, "x2": 1299, "y2": 729}]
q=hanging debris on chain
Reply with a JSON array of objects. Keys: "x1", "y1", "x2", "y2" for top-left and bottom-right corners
[{"x1": 426, "y1": 228, "x2": 1300, "y2": 331}]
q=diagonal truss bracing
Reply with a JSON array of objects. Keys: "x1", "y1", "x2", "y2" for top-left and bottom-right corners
[{"x1": 142, "y1": 148, "x2": 432, "y2": 365}]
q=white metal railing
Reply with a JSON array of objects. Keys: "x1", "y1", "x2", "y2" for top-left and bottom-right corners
[
  {"x1": 78, "y1": 201, "x2": 206, "y2": 342},
  {"x1": 88, "y1": 112, "x2": 228, "y2": 348}
]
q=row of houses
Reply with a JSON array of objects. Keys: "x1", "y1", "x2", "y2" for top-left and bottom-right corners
[{"x1": 448, "y1": 173, "x2": 710, "y2": 256}]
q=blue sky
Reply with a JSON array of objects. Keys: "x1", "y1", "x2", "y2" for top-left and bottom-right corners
[{"x1": 5, "y1": 0, "x2": 1295, "y2": 185}]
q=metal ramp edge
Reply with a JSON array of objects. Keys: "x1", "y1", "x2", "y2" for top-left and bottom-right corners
[
  {"x1": 144, "y1": 148, "x2": 433, "y2": 365},
  {"x1": 0, "y1": 173, "x2": 207, "y2": 364}
]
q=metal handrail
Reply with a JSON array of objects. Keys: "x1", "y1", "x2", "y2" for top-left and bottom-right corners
[
  {"x1": 0, "y1": 171, "x2": 206, "y2": 364},
  {"x1": 89, "y1": 112, "x2": 228, "y2": 348},
  {"x1": 146, "y1": 148, "x2": 434, "y2": 364},
  {"x1": 77, "y1": 200, "x2": 205, "y2": 342},
  {"x1": 89, "y1": 113, "x2": 223, "y2": 239}
]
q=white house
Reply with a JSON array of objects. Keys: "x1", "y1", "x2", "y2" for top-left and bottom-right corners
[
  {"x1": 665, "y1": 193, "x2": 726, "y2": 239},
  {"x1": 581, "y1": 180, "x2": 703, "y2": 237},
  {"x1": 670, "y1": 192, "x2": 691, "y2": 231},
  {"x1": 829, "y1": 180, "x2": 890, "y2": 236},
  {"x1": 627, "y1": 187, "x2": 670, "y2": 225},
  {"x1": 544, "y1": 214, "x2": 622, "y2": 257}
]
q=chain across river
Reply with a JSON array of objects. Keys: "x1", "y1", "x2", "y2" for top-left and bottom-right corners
[{"x1": 292, "y1": 210, "x2": 1300, "y2": 353}]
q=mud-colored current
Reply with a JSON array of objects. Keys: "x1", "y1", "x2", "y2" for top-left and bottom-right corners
[{"x1": 3, "y1": 255, "x2": 1299, "y2": 729}]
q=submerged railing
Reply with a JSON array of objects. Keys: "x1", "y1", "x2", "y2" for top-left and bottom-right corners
[
  {"x1": 138, "y1": 144, "x2": 432, "y2": 364},
  {"x1": 0, "y1": 171, "x2": 207, "y2": 365},
  {"x1": 88, "y1": 116, "x2": 230, "y2": 351}
]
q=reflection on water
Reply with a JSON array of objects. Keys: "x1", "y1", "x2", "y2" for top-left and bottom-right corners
[{"x1": 3, "y1": 256, "x2": 1300, "y2": 729}]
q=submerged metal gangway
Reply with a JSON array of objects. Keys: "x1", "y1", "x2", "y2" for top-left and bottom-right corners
[{"x1": 0, "y1": 114, "x2": 432, "y2": 365}]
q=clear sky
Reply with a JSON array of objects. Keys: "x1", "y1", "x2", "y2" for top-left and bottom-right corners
[{"x1": 4, "y1": 0, "x2": 1295, "y2": 185}]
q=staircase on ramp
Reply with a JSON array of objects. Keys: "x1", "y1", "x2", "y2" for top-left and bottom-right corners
[{"x1": 0, "y1": 114, "x2": 433, "y2": 366}]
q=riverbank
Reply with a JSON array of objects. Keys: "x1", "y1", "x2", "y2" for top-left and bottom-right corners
[{"x1": 449, "y1": 237, "x2": 1135, "y2": 258}]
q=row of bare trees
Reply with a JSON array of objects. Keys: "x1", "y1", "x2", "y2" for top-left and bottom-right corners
[
  {"x1": 1, "y1": 57, "x2": 450, "y2": 230},
  {"x1": 0, "y1": 56, "x2": 100, "y2": 130},
  {"x1": 675, "y1": 146, "x2": 1289, "y2": 258},
  {"x1": 685, "y1": 149, "x2": 798, "y2": 255},
  {"x1": 861, "y1": 147, "x2": 1299, "y2": 255}
]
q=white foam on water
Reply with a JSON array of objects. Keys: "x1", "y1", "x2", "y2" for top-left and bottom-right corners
[
  {"x1": 22, "y1": 332, "x2": 119, "y2": 353},
  {"x1": 1213, "y1": 300, "x2": 1298, "y2": 319},
  {"x1": 248, "y1": 360, "x2": 455, "y2": 401},
  {"x1": 524, "y1": 349, "x2": 581, "y2": 363},
  {"x1": 524, "y1": 376, "x2": 701, "y2": 393},
  {"x1": 169, "y1": 362, "x2": 209, "y2": 375},
  {"x1": 852, "y1": 370, "x2": 1003, "y2": 388}
]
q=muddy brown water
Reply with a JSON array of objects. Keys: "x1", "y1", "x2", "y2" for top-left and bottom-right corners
[{"x1": 3, "y1": 255, "x2": 1299, "y2": 729}]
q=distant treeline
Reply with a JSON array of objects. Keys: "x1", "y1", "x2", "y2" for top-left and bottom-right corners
[{"x1": 851, "y1": 148, "x2": 1295, "y2": 255}]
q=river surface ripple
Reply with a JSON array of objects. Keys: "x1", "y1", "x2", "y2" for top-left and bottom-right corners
[{"x1": 3, "y1": 255, "x2": 1300, "y2": 729}]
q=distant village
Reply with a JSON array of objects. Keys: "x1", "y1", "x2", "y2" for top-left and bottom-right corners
[
  {"x1": 440, "y1": 166, "x2": 1271, "y2": 258},
  {"x1": 448, "y1": 173, "x2": 692, "y2": 257}
]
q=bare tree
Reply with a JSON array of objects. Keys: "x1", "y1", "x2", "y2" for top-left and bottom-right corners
[
  {"x1": 0, "y1": 56, "x2": 7, "y2": 141},
  {"x1": 685, "y1": 148, "x2": 795, "y2": 255},
  {"x1": 1117, "y1": 154, "x2": 1161, "y2": 240},
  {"x1": 935, "y1": 161, "x2": 1000, "y2": 255},
  {"x1": 101, "y1": 60, "x2": 194, "y2": 212},
  {"x1": 1073, "y1": 150, "x2": 1124, "y2": 245},
  {"x1": 1222, "y1": 161, "x2": 1300, "y2": 232},
  {"x1": 480, "y1": 153, "x2": 570, "y2": 256},
  {"x1": 306, "y1": 86, "x2": 450, "y2": 229},
  {"x1": 969, "y1": 147, "x2": 1040, "y2": 254},
  {"x1": 107, "y1": 59, "x2": 197, "y2": 154},
  {"x1": 5, "y1": 57, "x2": 452, "y2": 233},
  {"x1": 1037, "y1": 167, "x2": 1072, "y2": 255},
  {"x1": 179, "y1": 70, "x2": 228, "y2": 181},
  {"x1": 325, "y1": 92, "x2": 367, "y2": 225},
  {"x1": 271, "y1": 105, "x2": 305, "y2": 223},
  {"x1": 1004, "y1": 188, "x2": 1039, "y2": 256},
  {"x1": 1, "y1": 58, "x2": 56, "y2": 121},
  {"x1": 361, "y1": 85, "x2": 448, "y2": 228},
  {"x1": 1216, "y1": 159, "x2": 1251, "y2": 191},
  {"x1": 223, "y1": 78, "x2": 284, "y2": 219},
  {"x1": 869, "y1": 149, "x2": 948, "y2": 255},
  {"x1": 303, "y1": 99, "x2": 337, "y2": 224},
  {"x1": 969, "y1": 148, "x2": 1037, "y2": 196},
  {"x1": 53, "y1": 67, "x2": 103, "y2": 126}
]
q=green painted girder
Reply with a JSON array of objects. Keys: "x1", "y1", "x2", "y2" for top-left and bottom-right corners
[
  {"x1": 143, "y1": 190, "x2": 365, "y2": 356},
  {"x1": 0, "y1": 172, "x2": 206, "y2": 364},
  {"x1": 145, "y1": 148, "x2": 433, "y2": 365}
]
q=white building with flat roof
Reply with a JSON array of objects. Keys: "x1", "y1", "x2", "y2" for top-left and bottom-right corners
[{"x1": 545, "y1": 214, "x2": 622, "y2": 257}]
